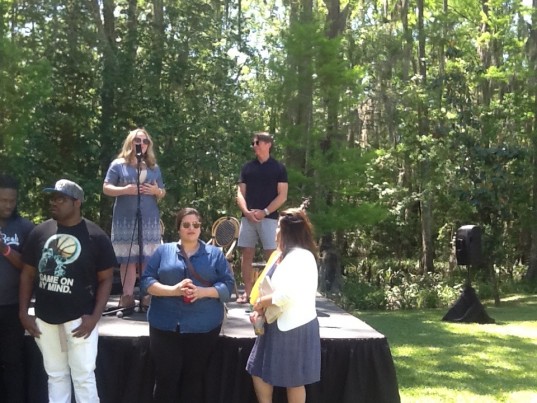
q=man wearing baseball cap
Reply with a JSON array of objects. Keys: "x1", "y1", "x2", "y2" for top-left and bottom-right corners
[{"x1": 19, "y1": 179, "x2": 117, "y2": 403}]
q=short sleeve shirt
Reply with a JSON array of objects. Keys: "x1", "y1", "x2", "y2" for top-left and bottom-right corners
[
  {"x1": 23, "y1": 218, "x2": 118, "y2": 324},
  {"x1": 0, "y1": 215, "x2": 34, "y2": 306},
  {"x1": 239, "y1": 157, "x2": 287, "y2": 219}
]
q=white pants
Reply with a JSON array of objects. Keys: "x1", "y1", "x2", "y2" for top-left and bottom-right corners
[{"x1": 34, "y1": 317, "x2": 100, "y2": 403}]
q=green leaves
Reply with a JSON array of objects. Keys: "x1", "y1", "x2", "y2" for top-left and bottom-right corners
[{"x1": 1, "y1": 0, "x2": 537, "y2": 283}]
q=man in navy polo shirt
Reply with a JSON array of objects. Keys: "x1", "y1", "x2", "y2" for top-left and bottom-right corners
[{"x1": 236, "y1": 132, "x2": 288, "y2": 304}]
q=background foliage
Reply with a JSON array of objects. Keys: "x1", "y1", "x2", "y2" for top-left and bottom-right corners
[{"x1": 3, "y1": 0, "x2": 537, "y2": 303}]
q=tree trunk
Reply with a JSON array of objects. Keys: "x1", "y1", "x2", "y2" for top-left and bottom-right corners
[
  {"x1": 528, "y1": 109, "x2": 537, "y2": 281},
  {"x1": 417, "y1": 0, "x2": 434, "y2": 273},
  {"x1": 150, "y1": 0, "x2": 164, "y2": 95},
  {"x1": 89, "y1": 0, "x2": 119, "y2": 230},
  {"x1": 316, "y1": 0, "x2": 351, "y2": 292},
  {"x1": 282, "y1": 0, "x2": 313, "y2": 175},
  {"x1": 527, "y1": 0, "x2": 537, "y2": 282}
]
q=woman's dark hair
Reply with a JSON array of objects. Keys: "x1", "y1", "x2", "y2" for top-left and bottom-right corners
[
  {"x1": 175, "y1": 207, "x2": 202, "y2": 231},
  {"x1": 278, "y1": 207, "x2": 317, "y2": 259}
]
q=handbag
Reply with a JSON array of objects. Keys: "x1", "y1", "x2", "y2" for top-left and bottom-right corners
[{"x1": 259, "y1": 271, "x2": 283, "y2": 324}]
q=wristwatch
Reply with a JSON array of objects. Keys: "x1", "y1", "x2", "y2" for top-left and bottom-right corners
[{"x1": 264, "y1": 208, "x2": 270, "y2": 216}]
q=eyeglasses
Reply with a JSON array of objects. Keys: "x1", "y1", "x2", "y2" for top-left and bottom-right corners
[
  {"x1": 181, "y1": 222, "x2": 201, "y2": 229},
  {"x1": 251, "y1": 140, "x2": 260, "y2": 146},
  {"x1": 133, "y1": 138, "x2": 150, "y2": 145},
  {"x1": 49, "y1": 194, "x2": 75, "y2": 204}
]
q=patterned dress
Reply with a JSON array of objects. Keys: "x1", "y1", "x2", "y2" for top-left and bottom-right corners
[{"x1": 104, "y1": 159, "x2": 164, "y2": 265}]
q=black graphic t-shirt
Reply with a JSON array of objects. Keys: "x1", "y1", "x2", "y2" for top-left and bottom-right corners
[{"x1": 23, "y1": 218, "x2": 117, "y2": 324}]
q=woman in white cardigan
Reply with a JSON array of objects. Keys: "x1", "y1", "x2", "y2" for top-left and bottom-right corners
[{"x1": 246, "y1": 206, "x2": 320, "y2": 403}]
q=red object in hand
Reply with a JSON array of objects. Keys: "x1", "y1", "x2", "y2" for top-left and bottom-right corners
[{"x1": 183, "y1": 295, "x2": 193, "y2": 303}]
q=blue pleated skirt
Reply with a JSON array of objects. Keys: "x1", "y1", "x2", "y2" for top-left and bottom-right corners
[{"x1": 246, "y1": 317, "x2": 321, "y2": 387}]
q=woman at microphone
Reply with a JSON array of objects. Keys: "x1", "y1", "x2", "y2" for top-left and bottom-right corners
[{"x1": 103, "y1": 128, "x2": 165, "y2": 311}]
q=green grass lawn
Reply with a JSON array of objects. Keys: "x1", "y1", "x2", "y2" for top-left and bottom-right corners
[{"x1": 355, "y1": 294, "x2": 537, "y2": 403}]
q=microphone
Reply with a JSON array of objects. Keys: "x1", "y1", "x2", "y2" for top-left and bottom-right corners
[{"x1": 135, "y1": 143, "x2": 143, "y2": 162}]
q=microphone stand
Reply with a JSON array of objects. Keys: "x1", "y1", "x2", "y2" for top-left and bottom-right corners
[{"x1": 136, "y1": 150, "x2": 144, "y2": 310}]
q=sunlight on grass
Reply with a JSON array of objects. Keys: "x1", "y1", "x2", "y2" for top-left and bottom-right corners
[
  {"x1": 354, "y1": 294, "x2": 537, "y2": 402},
  {"x1": 445, "y1": 318, "x2": 537, "y2": 341},
  {"x1": 483, "y1": 325, "x2": 537, "y2": 339},
  {"x1": 400, "y1": 388, "x2": 537, "y2": 402}
]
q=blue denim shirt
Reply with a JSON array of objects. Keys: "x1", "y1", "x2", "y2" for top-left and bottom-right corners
[{"x1": 140, "y1": 241, "x2": 235, "y2": 333}]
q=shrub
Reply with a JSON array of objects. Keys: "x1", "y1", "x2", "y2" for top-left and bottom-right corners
[
  {"x1": 335, "y1": 259, "x2": 533, "y2": 311},
  {"x1": 341, "y1": 278, "x2": 386, "y2": 310},
  {"x1": 340, "y1": 261, "x2": 471, "y2": 311},
  {"x1": 416, "y1": 288, "x2": 440, "y2": 309}
]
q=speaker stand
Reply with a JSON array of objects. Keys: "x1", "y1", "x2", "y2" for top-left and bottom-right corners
[{"x1": 442, "y1": 265, "x2": 495, "y2": 324}]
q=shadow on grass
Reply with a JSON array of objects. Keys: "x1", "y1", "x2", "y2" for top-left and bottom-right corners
[{"x1": 355, "y1": 294, "x2": 537, "y2": 398}]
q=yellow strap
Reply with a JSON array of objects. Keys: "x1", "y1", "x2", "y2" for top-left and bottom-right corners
[{"x1": 249, "y1": 250, "x2": 281, "y2": 305}]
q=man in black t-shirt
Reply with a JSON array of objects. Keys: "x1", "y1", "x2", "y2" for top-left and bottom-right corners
[
  {"x1": 19, "y1": 179, "x2": 117, "y2": 403},
  {"x1": 236, "y1": 132, "x2": 288, "y2": 304},
  {"x1": 0, "y1": 174, "x2": 34, "y2": 403}
]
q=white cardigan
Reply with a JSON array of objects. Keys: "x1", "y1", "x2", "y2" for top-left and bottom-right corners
[{"x1": 270, "y1": 248, "x2": 318, "y2": 331}]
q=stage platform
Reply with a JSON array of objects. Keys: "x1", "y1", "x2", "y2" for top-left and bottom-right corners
[{"x1": 24, "y1": 295, "x2": 400, "y2": 403}]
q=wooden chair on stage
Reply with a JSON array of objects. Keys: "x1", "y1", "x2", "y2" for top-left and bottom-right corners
[{"x1": 206, "y1": 216, "x2": 241, "y2": 296}]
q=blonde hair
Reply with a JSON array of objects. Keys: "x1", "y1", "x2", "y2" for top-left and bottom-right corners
[{"x1": 116, "y1": 128, "x2": 158, "y2": 168}]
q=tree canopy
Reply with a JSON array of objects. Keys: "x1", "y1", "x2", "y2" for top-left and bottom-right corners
[{"x1": 2, "y1": 0, "x2": 537, "y2": 283}]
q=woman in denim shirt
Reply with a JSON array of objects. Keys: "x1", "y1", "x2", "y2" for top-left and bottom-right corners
[{"x1": 141, "y1": 207, "x2": 235, "y2": 403}]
